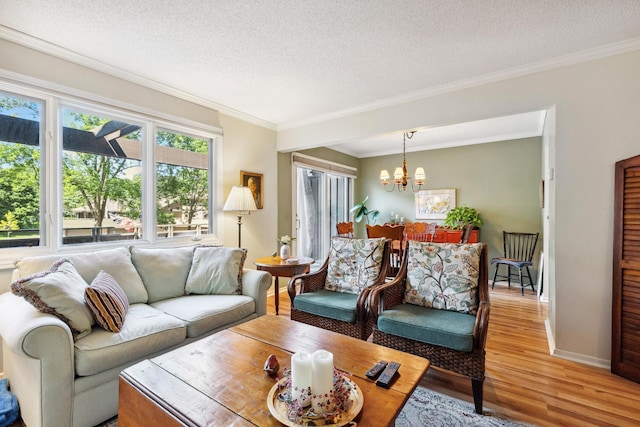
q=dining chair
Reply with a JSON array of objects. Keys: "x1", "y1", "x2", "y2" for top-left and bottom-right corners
[
  {"x1": 404, "y1": 221, "x2": 437, "y2": 242},
  {"x1": 336, "y1": 221, "x2": 354, "y2": 237},
  {"x1": 490, "y1": 231, "x2": 539, "y2": 295},
  {"x1": 366, "y1": 224, "x2": 405, "y2": 277}
]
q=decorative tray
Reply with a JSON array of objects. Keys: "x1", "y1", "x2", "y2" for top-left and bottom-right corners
[{"x1": 267, "y1": 376, "x2": 363, "y2": 426}]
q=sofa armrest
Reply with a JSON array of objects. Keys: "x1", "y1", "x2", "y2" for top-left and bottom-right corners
[
  {"x1": 241, "y1": 269, "x2": 272, "y2": 316},
  {"x1": 0, "y1": 292, "x2": 75, "y2": 427}
]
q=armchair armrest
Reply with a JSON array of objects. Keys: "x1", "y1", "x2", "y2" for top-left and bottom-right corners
[
  {"x1": 472, "y1": 243, "x2": 490, "y2": 350},
  {"x1": 287, "y1": 258, "x2": 329, "y2": 302}
]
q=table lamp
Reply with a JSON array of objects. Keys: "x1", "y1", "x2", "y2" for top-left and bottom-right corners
[{"x1": 223, "y1": 186, "x2": 257, "y2": 247}]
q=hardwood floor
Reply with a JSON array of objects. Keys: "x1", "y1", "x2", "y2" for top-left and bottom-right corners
[{"x1": 271, "y1": 281, "x2": 640, "y2": 426}]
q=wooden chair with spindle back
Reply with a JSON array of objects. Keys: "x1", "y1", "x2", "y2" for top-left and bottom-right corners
[
  {"x1": 336, "y1": 221, "x2": 354, "y2": 237},
  {"x1": 366, "y1": 224, "x2": 405, "y2": 277}
]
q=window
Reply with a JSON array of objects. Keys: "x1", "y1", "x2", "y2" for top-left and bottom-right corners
[
  {"x1": 156, "y1": 129, "x2": 210, "y2": 238},
  {"x1": 292, "y1": 153, "x2": 355, "y2": 261},
  {"x1": 0, "y1": 91, "x2": 43, "y2": 248},
  {"x1": 61, "y1": 106, "x2": 143, "y2": 245},
  {"x1": 0, "y1": 83, "x2": 219, "y2": 254}
]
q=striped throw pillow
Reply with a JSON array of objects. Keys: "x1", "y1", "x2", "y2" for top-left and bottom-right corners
[{"x1": 84, "y1": 270, "x2": 129, "y2": 332}]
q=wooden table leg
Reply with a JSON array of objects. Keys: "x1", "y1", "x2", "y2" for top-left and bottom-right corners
[{"x1": 274, "y1": 276, "x2": 279, "y2": 315}]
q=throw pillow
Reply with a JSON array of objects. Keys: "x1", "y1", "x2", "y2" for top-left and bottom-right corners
[
  {"x1": 324, "y1": 237, "x2": 386, "y2": 294},
  {"x1": 404, "y1": 241, "x2": 483, "y2": 314},
  {"x1": 84, "y1": 271, "x2": 129, "y2": 332},
  {"x1": 185, "y1": 247, "x2": 247, "y2": 295},
  {"x1": 10, "y1": 258, "x2": 94, "y2": 340},
  {"x1": 130, "y1": 246, "x2": 195, "y2": 303}
]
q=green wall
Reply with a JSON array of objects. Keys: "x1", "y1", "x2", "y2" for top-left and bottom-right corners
[
  {"x1": 359, "y1": 137, "x2": 543, "y2": 271},
  {"x1": 279, "y1": 137, "x2": 543, "y2": 279}
]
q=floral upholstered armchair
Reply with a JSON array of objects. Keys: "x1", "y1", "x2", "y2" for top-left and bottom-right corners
[
  {"x1": 368, "y1": 241, "x2": 490, "y2": 414},
  {"x1": 287, "y1": 237, "x2": 391, "y2": 340}
]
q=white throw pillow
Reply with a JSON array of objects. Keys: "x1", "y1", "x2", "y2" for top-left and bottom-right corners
[{"x1": 185, "y1": 247, "x2": 247, "y2": 295}]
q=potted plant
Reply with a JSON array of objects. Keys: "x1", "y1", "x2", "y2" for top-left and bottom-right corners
[
  {"x1": 443, "y1": 206, "x2": 483, "y2": 230},
  {"x1": 350, "y1": 196, "x2": 380, "y2": 225}
]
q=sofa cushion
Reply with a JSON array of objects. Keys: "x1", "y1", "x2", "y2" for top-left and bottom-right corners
[
  {"x1": 377, "y1": 303, "x2": 476, "y2": 352},
  {"x1": 151, "y1": 294, "x2": 255, "y2": 337},
  {"x1": 74, "y1": 303, "x2": 186, "y2": 376},
  {"x1": 324, "y1": 237, "x2": 386, "y2": 294},
  {"x1": 185, "y1": 247, "x2": 247, "y2": 295},
  {"x1": 11, "y1": 258, "x2": 94, "y2": 340},
  {"x1": 84, "y1": 271, "x2": 129, "y2": 333},
  {"x1": 404, "y1": 242, "x2": 482, "y2": 314},
  {"x1": 130, "y1": 246, "x2": 195, "y2": 303},
  {"x1": 14, "y1": 246, "x2": 148, "y2": 304},
  {"x1": 293, "y1": 289, "x2": 358, "y2": 323}
]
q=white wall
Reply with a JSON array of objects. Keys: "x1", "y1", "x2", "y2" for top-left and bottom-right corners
[
  {"x1": 218, "y1": 113, "x2": 278, "y2": 265},
  {"x1": 279, "y1": 50, "x2": 640, "y2": 366}
]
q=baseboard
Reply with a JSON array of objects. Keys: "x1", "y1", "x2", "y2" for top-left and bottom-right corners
[{"x1": 545, "y1": 318, "x2": 610, "y2": 369}]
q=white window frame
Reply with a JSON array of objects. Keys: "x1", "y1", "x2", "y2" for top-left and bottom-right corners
[
  {"x1": 291, "y1": 153, "x2": 356, "y2": 260},
  {"x1": 0, "y1": 78, "x2": 222, "y2": 268}
]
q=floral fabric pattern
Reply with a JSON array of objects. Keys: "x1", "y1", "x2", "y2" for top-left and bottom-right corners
[
  {"x1": 325, "y1": 237, "x2": 386, "y2": 294},
  {"x1": 404, "y1": 242, "x2": 482, "y2": 314}
]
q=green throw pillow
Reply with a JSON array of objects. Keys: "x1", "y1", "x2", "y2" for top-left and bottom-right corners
[
  {"x1": 11, "y1": 258, "x2": 94, "y2": 340},
  {"x1": 185, "y1": 247, "x2": 247, "y2": 295}
]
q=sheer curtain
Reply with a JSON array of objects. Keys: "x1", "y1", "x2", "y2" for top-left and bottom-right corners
[{"x1": 297, "y1": 168, "x2": 320, "y2": 259}]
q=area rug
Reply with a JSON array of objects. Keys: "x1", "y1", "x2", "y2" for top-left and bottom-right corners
[
  {"x1": 97, "y1": 386, "x2": 534, "y2": 426},
  {"x1": 395, "y1": 386, "x2": 535, "y2": 427}
]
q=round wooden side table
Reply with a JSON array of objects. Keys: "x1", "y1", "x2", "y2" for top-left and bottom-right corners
[{"x1": 254, "y1": 256, "x2": 314, "y2": 315}]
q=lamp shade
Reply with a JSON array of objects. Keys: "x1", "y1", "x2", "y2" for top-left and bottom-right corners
[
  {"x1": 223, "y1": 186, "x2": 257, "y2": 213},
  {"x1": 414, "y1": 167, "x2": 426, "y2": 184},
  {"x1": 393, "y1": 167, "x2": 404, "y2": 181}
]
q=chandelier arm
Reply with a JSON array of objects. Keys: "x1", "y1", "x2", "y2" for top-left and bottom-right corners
[{"x1": 382, "y1": 183, "x2": 397, "y2": 192}]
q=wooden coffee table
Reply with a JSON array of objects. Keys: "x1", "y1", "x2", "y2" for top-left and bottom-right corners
[
  {"x1": 119, "y1": 315, "x2": 429, "y2": 426},
  {"x1": 254, "y1": 256, "x2": 314, "y2": 315}
]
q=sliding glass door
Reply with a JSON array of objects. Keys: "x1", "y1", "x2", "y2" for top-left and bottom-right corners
[{"x1": 293, "y1": 158, "x2": 354, "y2": 263}]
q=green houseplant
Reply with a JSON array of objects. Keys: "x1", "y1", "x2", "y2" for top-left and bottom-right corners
[
  {"x1": 443, "y1": 206, "x2": 483, "y2": 229},
  {"x1": 350, "y1": 196, "x2": 380, "y2": 225}
]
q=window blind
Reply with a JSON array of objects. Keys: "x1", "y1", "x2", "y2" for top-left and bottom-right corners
[{"x1": 291, "y1": 152, "x2": 357, "y2": 178}]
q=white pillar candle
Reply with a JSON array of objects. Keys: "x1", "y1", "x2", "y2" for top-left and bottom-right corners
[
  {"x1": 291, "y1": 351, "x2": 312, "y2": 407},
  {"x1": 311, "y1": 349, "x2": 335, "y2": 414}
]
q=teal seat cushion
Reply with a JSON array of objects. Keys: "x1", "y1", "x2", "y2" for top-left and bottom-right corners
[
  {"x1": 294, "y1": 289, "x2": 358, "y2": 323},
  {"x1": 377, "y1": 303, "x2": 476, "y2": 352}
]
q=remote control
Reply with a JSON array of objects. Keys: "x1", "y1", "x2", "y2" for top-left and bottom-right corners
[
  {"x1": 376, "y1": 361, "x2": 401, "y2": 388},
  {"x1": 365, "y1": 360, "x2": 388, "y2": 380}
]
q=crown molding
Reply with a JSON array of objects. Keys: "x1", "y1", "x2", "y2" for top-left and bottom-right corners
[
  {"x1": 0, "y1": 26, "x2": 277, "y2": 131},
  {"x1": 278, "y1": 37, "x2": 640, "y2": 130}
]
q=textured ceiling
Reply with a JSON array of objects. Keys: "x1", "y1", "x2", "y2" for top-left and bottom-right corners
[{"x1": 2, "y1": 1, "x2": 640, "y2": 155}]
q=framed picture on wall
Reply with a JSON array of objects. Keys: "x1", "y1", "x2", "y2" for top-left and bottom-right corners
[
  {"x1": 415, "y1": 189, "x2": 456, "y2": 219},
  {"x1": 241, "y1": 171, "x2": 263, "y2": 209}
]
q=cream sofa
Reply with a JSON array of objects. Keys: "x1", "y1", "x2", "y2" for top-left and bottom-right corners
[{"x1": 0, "y1": 245, "x2": 272, "y2": 427}]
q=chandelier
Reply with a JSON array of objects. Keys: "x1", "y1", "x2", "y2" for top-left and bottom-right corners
[{"x1": 380, "y1": 131, "x2": 425, "y2": 192}]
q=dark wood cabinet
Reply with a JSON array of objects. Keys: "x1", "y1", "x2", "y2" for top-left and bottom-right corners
[{"x1": 612, "y1": 153, "x2": 640, "y2": 383}]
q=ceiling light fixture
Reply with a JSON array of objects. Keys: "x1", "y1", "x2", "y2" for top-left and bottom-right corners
[{"x1": 380, "y1": 131, "x2": 425, "y2": 192}]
